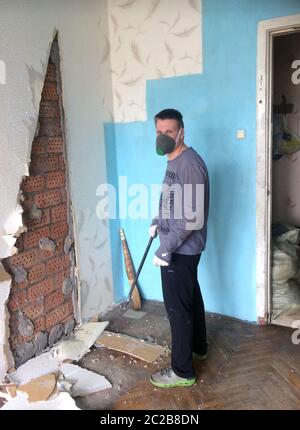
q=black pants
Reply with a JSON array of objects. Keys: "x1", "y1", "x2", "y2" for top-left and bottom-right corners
[{"x1": 160, "y1": 253, "x2": 207, "y2": 379}]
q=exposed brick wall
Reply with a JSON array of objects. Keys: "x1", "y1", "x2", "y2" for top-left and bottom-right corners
[{"x1": 2, "y1": 52, "x2": 76, "y2": 367}]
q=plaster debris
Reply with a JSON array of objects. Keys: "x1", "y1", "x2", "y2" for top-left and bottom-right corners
[
  {"x1": 12, "y1": 266, "x2": 28, "y2": 283},
  {"x1": 39, "y1": 237, "x2": 56, "y2": 253},
  {"x1": 1, "y1": 390, "x2": 80, "y2": 410},
  {"x1": 52, "y1": 322, "x2": 109, "y2": 362},
  {"x1": 17, "y1": 373, "x2": 57, "y2": 402},
  {"x1": 64, "y1": 235, "x2": 73, "y2": 254},
  {"x1": 59, "y1": 363, "x2": 111, "y2": 397},
  {"x1": 8, "y1": 351, "x2": 60, "y2": 385},
  {"x1": 96, "y1": 331, "x2": 166, "y2": 362}
]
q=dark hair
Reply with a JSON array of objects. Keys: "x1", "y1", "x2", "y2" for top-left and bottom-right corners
[{"x1": 154, "y1": 108, "x2": 184, "y2": 129}]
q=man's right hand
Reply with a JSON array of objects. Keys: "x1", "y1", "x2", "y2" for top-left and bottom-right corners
[{"x1": 149, "y1": 225, "x2": 158, "y2": 238}]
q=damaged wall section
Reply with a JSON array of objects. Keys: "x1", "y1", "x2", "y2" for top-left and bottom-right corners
[
  {"x1": 2, "y1": 37, "x2": 77, "y2": 367},
  {"x1": 0, "y1": 0, "x2": 114, "y2": 380}
]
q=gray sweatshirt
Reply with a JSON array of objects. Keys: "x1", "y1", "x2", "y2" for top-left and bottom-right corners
[{"x1": 152, "y1": 147, "x2": 209, "y2": 263}]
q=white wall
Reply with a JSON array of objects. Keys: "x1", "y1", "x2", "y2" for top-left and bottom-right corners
[
  {"x1": 0, "y1": 0, "x2": 115, "y2": 378},
  {"x1": 272, "y1": 32, "x2": 300, "y2": 226}
]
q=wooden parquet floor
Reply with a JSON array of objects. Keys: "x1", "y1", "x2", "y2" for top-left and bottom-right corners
[{"x1": 112, "y1": 315, "x2": 300, "y2": 410}]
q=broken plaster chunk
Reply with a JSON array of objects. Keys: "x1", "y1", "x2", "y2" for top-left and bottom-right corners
[
  {"x1": 52, "y1": 322, "x2": 109, "y2": 362},
  {"x1": 62, "y1": 278, "x2": 73, "y2": 296},
  {"x1": 39, "y1": 237, "x2": 56, "y2": 253},
  {"x1": 1, "y1": 390, "x2": 80, "y2": 410},
  {"x1": 17, "y1": 311, "x2": 34, "y2": 337},
  {"x1": 17, "y1": 373, "x2": 57, "y2": 403},
  {"x1": 12, "y1": 266, "x2": 28, "y2": 283},
  {"x1": 59, "y1": 363, "x2": 111, "y2": 397}
]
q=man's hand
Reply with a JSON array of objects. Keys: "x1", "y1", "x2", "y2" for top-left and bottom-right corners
[
  {"x1": 149, "y1": 225, "x2": 158, "y2": 238},
  {"x1": 153, "y1": 255, "x2": 169, "y2": 267}
]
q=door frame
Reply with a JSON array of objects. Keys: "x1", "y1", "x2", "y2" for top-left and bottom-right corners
[{"x1": 256, "y1": 14, "x2": 300, "y2": 324}]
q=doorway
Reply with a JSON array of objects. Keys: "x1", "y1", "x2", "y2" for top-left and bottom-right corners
[
  {"x1": 270, "y1": 31, "x2": 300, "y2": 327},
  {"x1": 256, "y1": 15, "x2": 300, "y2": 327}
]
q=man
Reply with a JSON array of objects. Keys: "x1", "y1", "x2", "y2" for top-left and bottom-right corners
[{"x1": 149, "y1": 108, "x2": 209, "y2": 388}]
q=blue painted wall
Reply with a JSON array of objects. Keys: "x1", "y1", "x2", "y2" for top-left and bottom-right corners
[{"x1": 105, "y1": 0, "x2": 300, "y2": 322}]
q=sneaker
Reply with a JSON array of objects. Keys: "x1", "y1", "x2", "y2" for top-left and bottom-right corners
[
  {"x1": 193, "y1": 352, "x2": 207, "y2": 361},
  {"x1": 150, "y1": 367, "x2": 196, "y2": 388}
]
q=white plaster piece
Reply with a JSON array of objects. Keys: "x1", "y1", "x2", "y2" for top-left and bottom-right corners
[
  {"x1": 8, "y1": 351, "x2": 60, "y2": 386},
  {"x1": 0, "y1": 390, "x2": 80, "y2": 410},
  {"x1": 59, "y1": 363, "x2": 111, "y2": 397},
  {"x1": 52, "y1": 322, "x2": 109, "y2": 362}
]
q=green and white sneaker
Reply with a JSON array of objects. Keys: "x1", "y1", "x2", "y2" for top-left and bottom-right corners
[{"x1": 150, "y1": 367, "x2": 196, "y2": 388}]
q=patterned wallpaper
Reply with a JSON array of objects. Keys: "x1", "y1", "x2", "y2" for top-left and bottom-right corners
[{"x1": 105, "y1": 0, "x2": 203, "y2": 122}]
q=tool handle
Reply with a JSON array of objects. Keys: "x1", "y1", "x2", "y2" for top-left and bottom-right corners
[{"x1": 127, "y1": 235, "x2": 154, "y2": 301}]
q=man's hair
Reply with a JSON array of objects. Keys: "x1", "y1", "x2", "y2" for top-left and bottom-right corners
[{"x1": 154, "y1": 108, "x2": 184, "y2": 129}]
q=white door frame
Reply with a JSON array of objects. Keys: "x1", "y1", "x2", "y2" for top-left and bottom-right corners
[{"x1": 256, "y1": 14, "x2": 300, "y2": 324}]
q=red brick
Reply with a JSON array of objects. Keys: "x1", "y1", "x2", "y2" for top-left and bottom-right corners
[
  {"x1": 28, "y1": 278, "x2": 54, "y2": 301},
  {"x1": 10, "y1": 336, "x2": 21, "y2": 350},
  {"x1": 47, "y1": 137, "x2": 63, "y2": 153},
  {"x1": 45, "y1": 302, "x2": 72, "y2": 330},
  {"x1": 45, "y1": 289, "x2": 64, "y2": 312},
  {"x1": 51, "y1": 204, "x2": 67, "y2": 223},
  {"x1": 51, "y1": 222, "x2": 69, "y2": 240},
  {"x1": 41, "y1": 82, "x2": 58, "y2": 101},
  {"x1": 39, "y1": 101, "x2": 60, "y2": 118},
  {"x1": 23, "y1": 299, "x2": 44, "y2": 320},
  {"x1": 46, "y1": 171, "x2": 65, "y2": 189},
  {"x1": 22, "y1": 195, "x2": 34, "y2": 211},
  {"x1": 45, "y1": 63, "x2": 56, "y2": 82},
  {"x1": 9, "y1": 249, "x2": 38, "y2": 269},
  {"x1": 47, "y1": 256, "x2": 65, "y2": 274},
  {"x1": 63, "y1": 254, "x2": 71, "y2": 269},
  {"x1": 53, "y1": 238, "x2": 64, "y2": 257},
  {"x1": 34, "y1": 190, "x2": 61, "y2": 208},
  {"x1": 24, "y1": 226, "x2": 50, "y2": 249},
  {"x1": 34, "y1": 316, "x2": 45, "y2": 333},
  {"x1": 8, "y1": 289, "x2": 28, "y2": 312},
  {"x1": 26, "y1": 208, "x2": 50, "y2": 230},
  {"x1": 27, "y1": 263, "x2": 46, "y2": 283},
  {"x1": 30, "y1": 154, "x2": 60, "y2": 174},
  {"x1": 22, "y1": 175, "x2": 46, "y2": 193},
  {"x1": 31, "y1": 137, "x2": 48, "y2": 154}
]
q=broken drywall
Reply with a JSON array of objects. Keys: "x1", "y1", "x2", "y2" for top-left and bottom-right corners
[
  {"x1": 59, "y1": 363, "x2": 111, "y2": 397},
  {"x1": 1, "y1": 390, "x2": 80, "y2": 410},
  {"x1": 52, "y1": 321, "x2": 109, "y2": 362},
  {"x1": 96, "y1": 331, "x2": 166, "y2": 362}
]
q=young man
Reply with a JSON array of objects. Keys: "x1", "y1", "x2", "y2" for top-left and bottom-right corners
[{"x1": 149, "y1": 108, "x2": 209, "y2": 388}]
